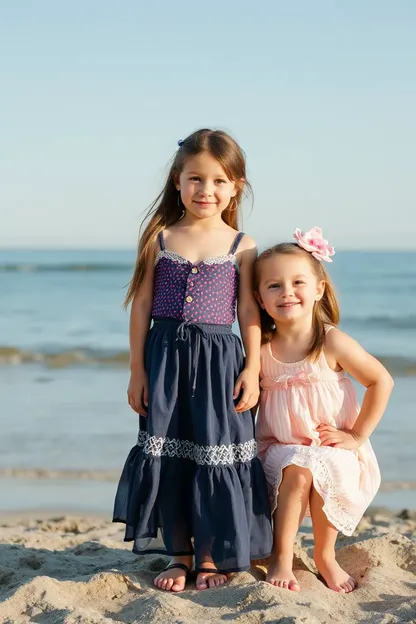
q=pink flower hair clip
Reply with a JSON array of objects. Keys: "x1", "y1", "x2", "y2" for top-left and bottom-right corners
[{"x1": 293, "y1": 227, "x2": 335, "y2": 262}]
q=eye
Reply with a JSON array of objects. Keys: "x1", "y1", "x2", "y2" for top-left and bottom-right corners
[
  {"x1": 268, "y1": 283, "x2": 280, "y2": 289},
  {"x1": 294, "y1": 280, "x2": 305, "y2": 285},
  {"x1": 215, "y1": 179, "x2": 227, "y2": 184},
  {"x1": 189, "y1": 176, "x2": 201, "y2": 181}
]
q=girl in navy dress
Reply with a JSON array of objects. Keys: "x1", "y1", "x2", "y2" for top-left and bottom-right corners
[{"x1": 113, "y1": 129, "x2": 272, "y2": 592}]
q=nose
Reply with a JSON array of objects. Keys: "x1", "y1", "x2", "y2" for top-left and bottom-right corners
[
  {"x1": 199, "y1": 180, "x2": 214, "y2": 195},
  {"x1": 281, "y1": 284, "x2": 294, "y2": 297}
]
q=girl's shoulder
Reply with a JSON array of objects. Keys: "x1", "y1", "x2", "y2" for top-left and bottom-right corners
[
  {"x1": 233, "y1": 232, "x2": 257, "y2": 265},
  {"x1": 324, "y1": 325, "x2": 350, "y2": 351},
  {"x1": 235, "y1": 231, "x2": 256, "y2": 251},
  {"x1": 323, "y1": 326, "x2": 364, "y2": 373}
]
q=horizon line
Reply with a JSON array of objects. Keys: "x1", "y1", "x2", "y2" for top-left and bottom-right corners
[{"x1": 0, "y1": 246, "x2": 415, "y2": 253}]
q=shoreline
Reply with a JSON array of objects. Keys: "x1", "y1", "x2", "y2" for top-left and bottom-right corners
[
  {"x1": 1, "y1": 468, "x2": 415, "y2": 491},
  {"x1": 1, "y1": 505, "x2": 414, "y2": 526},
  {"x1": 3, "y1": 476, "x2": 416, "y2": 517}
]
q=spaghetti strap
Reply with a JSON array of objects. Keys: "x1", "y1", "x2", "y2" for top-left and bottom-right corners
[
  {"x1": 325, "y1": 324, "x2": 335, "y2": 334},
  {"x1": 229, "y1": 232, "x2": 245, "y2": 255},
  {"x1": 158, "y1": 230, "x2": 165, "y2": 251}
]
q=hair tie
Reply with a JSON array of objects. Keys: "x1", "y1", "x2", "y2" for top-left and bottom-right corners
[
  {"x1": 293, "y1": 227, "x2": 335, "y2": 262},
  {"x1": 177, "y1": 139, "x2": 184, "y2": 147}
]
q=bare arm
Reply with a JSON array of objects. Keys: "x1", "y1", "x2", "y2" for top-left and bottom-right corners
[
  {"x1": 237, "y1": 236, "x2": 261, "y2": 371},
  {"x1": 234, "y1": 235, "x2": 261, "y2": 412},
  {"x1": 127, "y1": 239, "x2": 157, "y2": 413},
  {"x1": 318, "y1": 328, "x2": 394, "y2": 447}
]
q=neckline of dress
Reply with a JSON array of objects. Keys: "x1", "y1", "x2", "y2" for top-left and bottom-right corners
[
  {"x1": 267, "y1": 342, "x2": 310, "y2": 367},
  {"x1": 267, "y1": 343, "x2": 344, "y2": 375},
  {"x1": 156, "y1": 249, "x2": 237, "y2": 267}
]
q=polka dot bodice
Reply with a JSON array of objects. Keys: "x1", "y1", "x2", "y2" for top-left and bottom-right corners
[{"x1": 151, "y1": 232, "x2": 244, "y2": 325}]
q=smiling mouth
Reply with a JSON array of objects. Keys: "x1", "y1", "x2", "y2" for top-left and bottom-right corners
[
  {"x1": 194, "y1": 201, "x2": 216, "y2": 205},
  {"x1": 278, "y1": 302, "x2": 300, "y2": 308}
]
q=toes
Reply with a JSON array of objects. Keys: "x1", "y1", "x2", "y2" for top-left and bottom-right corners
[
  {"x1": 196, "y1": 572, "x2": 227, "y2": 590},
  {"x1": 342, "y1": 578, "x2": 356, "y2": 593},
  {"x1": 267, "y1": 573, "x2": 299, "y2": 591},
  {"x1": 154, "y1": 572, "x2": 186, "y2": 592}
]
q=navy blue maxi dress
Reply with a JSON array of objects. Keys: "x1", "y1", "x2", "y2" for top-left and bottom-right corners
[{"x1": 113, "y1": 231, "x2": 272, "y2": 573}]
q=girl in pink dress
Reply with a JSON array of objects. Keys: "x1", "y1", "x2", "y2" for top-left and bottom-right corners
[{"x1": 254, "y1": 228, "x2": 393, "y2": 594}]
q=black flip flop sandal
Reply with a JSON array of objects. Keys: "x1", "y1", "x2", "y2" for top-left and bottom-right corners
[
  {"x1": 194, "y1": 567, "x2": 222, "y2": 574},
  {"x1": 155, "y1": 562, "x2": 191, "y2": 592},
  {"x1": 195, "y1": 567, "x2": 228, "y2": 589},
  {"x1": 163, "y1": 562, "x2": 191, "y2": 575}
]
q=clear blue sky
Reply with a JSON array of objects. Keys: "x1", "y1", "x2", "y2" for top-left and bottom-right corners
[{"x1": 1, "y1": 1, "x2": 415, "y2": 249}]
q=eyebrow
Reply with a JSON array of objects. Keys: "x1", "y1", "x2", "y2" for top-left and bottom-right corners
[
  {"x1": 186, "y1": 171, "x2": 228, "y2": 178},
  {"x1": 264, "y1": 274, "x2": 308, "y2": 283}
]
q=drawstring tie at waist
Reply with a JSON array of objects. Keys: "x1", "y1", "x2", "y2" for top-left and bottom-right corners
[
  {"x1": 152, "y1": 318, "x2": 233, "y2": 398},
  {"x1": 176, "y1": 320, "x2": 202, "y2": 397}
]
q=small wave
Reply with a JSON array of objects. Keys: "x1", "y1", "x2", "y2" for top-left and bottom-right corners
[
  {"x1": 343, "y1": 315, "x2": 416, "y2": 331},
  {"x1": 0, "y1": 263, "x2": 131, "y2": 273},
  {"x1": 0, "y1": 346, "x2": 129, "y2": 368},
  {"x1": 1, "y1": 345, "x2": 416, "y2": 375},
  {"x1": 0, "y1": 468, "x2": 120, "y2": 481}
]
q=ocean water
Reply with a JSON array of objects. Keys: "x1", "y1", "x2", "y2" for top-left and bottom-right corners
[{"x1": 0, "y1": 249, "x2": 415, "y2": 513}]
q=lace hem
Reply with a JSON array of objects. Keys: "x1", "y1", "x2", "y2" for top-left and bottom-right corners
[
  {"x1": 136, "y1": 431, "x2": 257, "y2": 466},
  {"x1": 268, "y1": 446, "x2": 357, "y2": 535}
]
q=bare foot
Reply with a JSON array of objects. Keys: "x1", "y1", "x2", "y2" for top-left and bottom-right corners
[
  {"x1": 154, "y1": 556, "x2": 193, "y2": 592},
  {"x1": 266, "y1": 554, "x2": 300, "y2": 592},
  {"x1": 196, "y1": 563, "x2": 228, "y2": 590},
  {"x1": 314, "y1": 553, "x2": 356, "y2": 593}
]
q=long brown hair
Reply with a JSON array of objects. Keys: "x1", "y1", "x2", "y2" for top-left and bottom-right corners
[
  {"x1": 254, "y1": 243, "x2": 340, "y2": 360},
  {"x1": 124, "y1": 128, "x2": 252, "y2": 307}
]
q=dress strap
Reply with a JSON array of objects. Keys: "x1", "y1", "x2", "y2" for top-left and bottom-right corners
[
  {"x1": 158, "y1": 230, "x2": 165, "y2": 251},
  {"x1": 229, "y1": 232, "x2": 245, "y2": 255}
]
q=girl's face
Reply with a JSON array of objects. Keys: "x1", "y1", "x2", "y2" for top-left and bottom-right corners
[
  {"x1": 176, "y1": 152, "x2": 238, "y2": 220},
  {"x1": 256, "y1": 253, "x2": 325, "y2": 325}
]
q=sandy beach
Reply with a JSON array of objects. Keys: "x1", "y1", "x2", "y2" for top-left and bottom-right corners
[{"x1": 0, "y1": 508, "x2": 414, "y2": 624}]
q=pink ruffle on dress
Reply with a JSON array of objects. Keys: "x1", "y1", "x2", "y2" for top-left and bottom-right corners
[{"x1": 256, "y1": 339, "x2": 381, "y2": 536}]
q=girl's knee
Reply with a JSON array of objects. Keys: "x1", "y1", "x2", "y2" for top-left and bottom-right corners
[{"x1": 282, "y1": 465, "x2": 312, "y2": 489}]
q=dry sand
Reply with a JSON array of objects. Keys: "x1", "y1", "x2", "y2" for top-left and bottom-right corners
[{"x1": 0, "y1": 509, "x2": 415, "y2": 624}]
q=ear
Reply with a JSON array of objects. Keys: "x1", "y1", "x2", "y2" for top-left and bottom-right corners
[
  {"x1": 231, "y1": 177, "x2": 245, "y2": 198},
  {"x1": 315, "y1": 280, "x2": 326, "y2": 301},
  {"x1": 172, "y1": 173, "x2": 180, "y2": 191},
  {"x1": 254, "y1": 290, "x2": 264, "y2": 309}
]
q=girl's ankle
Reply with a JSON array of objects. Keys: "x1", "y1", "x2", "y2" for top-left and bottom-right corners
[
  {"x1": 273, "y1": 551, "x2": 294, "y2": 564},
  {"x1": 314, "y1": 549, "x2": 336, "y2": 563}
]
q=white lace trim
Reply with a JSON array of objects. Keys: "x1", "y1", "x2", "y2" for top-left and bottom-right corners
[
  {"x1": 268, "y1": 446, "x2": 357, "y2": 535},
  {"x1": 136, "y1": 431, "x2": 256, "y2": 466},
  {"x1": 155, "y1": 250, "x2": 239, "y2": 272},
  {"x1": 155, "y1": 250, "x2": 189, "y2": 266}
]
